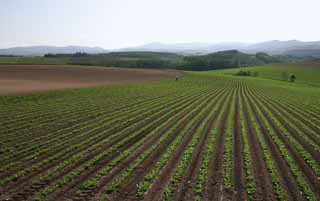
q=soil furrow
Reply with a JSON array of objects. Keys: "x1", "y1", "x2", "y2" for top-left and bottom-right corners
[
  {"x1": 1, "y1": 93, "x2": 174, "y2": 160},
  {"x1": 252, "y1": 88, "x2": 320, "y2": 127},
  {"x1": 203, "y1": 87, "x2": 235, "y2": 201},
  {"x1": 41, "y1": 86, "x2": 225, "y2": 201},
  {"x1": 251, "y1": 88, "x2": 320, "y2": 147},
  {"x1": 249, "y1": 89, "x2": 320, "y2": 161},
  {"x1": 0, "y1": 95, "x2": 185, "y2": 180},
  {"x1": 1, "y1": 91, "x2": 206, "y2": 200},
  {"x1": 231, "y1": 89, "x2": 247, "y2": 201},
  {"x1": 110, "y1": 87, "x2": 231, "y2": 201},
  {"x1": 143, "y1": 87, "x2": 231, "y2": 201},
  {"x1": 1, "y1": 91, "x2": 175, "y2": 149},
  {"x1": 0, "y1": 91, "x2": 197, "y2": 171},
  {"x1": 240, "y1": 88, "x2": 277, "y2": 201},
  {"x1": 56, "y1": 88, "x2": 225, "y2": 201},
  {"x1": 245, "y1": 87, "x2": 308, "y2": 201},
  {"x1": 170, "y1": 88, "x2": 229, "y2": 201},
  {"x1": 66, "y1": 87, "x2": 228, "y2": 201}
]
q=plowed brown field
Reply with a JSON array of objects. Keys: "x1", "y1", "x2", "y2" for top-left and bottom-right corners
[{"x1": 0, "y1": 65, "x2": 182, "y2": 95}]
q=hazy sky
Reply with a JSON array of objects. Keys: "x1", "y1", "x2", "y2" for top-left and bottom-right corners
[{"x1": 1, "y1": 0, "x2": 319, "y2": 49}]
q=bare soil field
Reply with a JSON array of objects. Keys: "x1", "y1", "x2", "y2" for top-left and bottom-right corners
[{"x1": 0, "y1": 65, "x2": 182, "y2": 95}]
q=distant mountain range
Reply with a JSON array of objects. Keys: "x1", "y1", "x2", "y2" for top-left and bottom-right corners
[
  {"x1": 0, "y1": 46, "x2": 108, "y2": 56},
  {"x1": 1, "y1": 40, "x2": 320, "y2": 58},
  {"x1": 241, "y1": 40, "x2": 320, "y2": 56},
  {"x1": 119, "y1": 42, "x2": 248, "y2": 54},
  {"x1": 124, "y1": 40, "x2": 320, "y2": 57}
]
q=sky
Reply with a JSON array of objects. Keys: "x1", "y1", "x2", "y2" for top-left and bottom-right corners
[{"x1": 1, "y1": 0, "x2": 320, "y2": 49}]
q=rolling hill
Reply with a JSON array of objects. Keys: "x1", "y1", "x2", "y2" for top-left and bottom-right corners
[
  {"x1": 0, "y1": 46, "x2": 108, "y2": 56},
  {"x1": 1, "y1": 40, "x2": 320, "y2": 58}
]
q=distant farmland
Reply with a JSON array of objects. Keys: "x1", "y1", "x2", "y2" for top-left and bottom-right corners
[
  {"x1": 0, "y1": 65, "x2": 181, "y2": 95},
  {"x1": 212, "y1": 60, "x2": 320, "y2": 86},
  {"x1": 0, "y1": 66, "x2": 319, "y2": 201}
]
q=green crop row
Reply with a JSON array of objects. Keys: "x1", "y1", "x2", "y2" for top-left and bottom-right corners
[
  {"x1": 0, "y1": 90, "x2": 198, "y2": 185},
  {"x1": 247, "y1": 89, "x2": 320, "y2": 177},
  {"x1": 251, "y1": 88, "x2": 320, "y2": 145},
  {"x1": 238, "y1": 86, "x2": 255, "y2": 200},
  {"x1": 77, "y1": 89, "x2": 216, "y2": 194},
  {"x1": 162, "y1": 87, "x2": 230, "y2": 201},
  {"x1": 246, "y1": 89, "x2": 318, "y2": 201},
  {"x1": 31, "y1": 87, "x2": 215, "y2": 200},
  {"x1": 193, "y1": 88, "x2": 235, "y2": 201},
  {"x1": 0, "y1": 90, "x2": 193, "y2": 166},
  {"x1": 135, "y1": 88, "x2": 225, "y2": 198},
  {"x1": 0, "y1": 88, "x2": 175, "y2": 146},
  {"x1": 242, "y1": 90, "x2": 287, "y2": 200},
  {"x1": 0, "y1": 86, "x2": 156, "y2": 134},
  {"x1": 104, "y1": 87, "x2": 228, "y2": 199},
  {"x1": 223, "y1": 85, "x2": 237, "y2": 189}
]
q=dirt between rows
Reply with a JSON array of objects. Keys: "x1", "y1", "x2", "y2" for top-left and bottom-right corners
[{"x1": 0, "y1": 65, "x2": 183, "y2": 95}]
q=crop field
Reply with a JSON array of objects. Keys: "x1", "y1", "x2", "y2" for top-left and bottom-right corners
[
  {"x1": 0, "y1": 65, "x2": 181, "y2": 95},
  {"x1": 0, "y1": 70, "x2": 319, "y2": 201},
  {"x1": 212, "y1": 61, "x2": 320, "y2": 86}
]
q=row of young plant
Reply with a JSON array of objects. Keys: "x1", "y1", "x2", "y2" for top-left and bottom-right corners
[
  {"x1": 253, "y1": 81, "x2": 320, "y2": 116},
  {"x1": 0, "y1": 80, "x2": 173, "y2": 117},
  {"x1": 241, "y1": 87, "x2": 287, "y2": 200},
  {"x1": 241, "y1": 77, "x2": 320, "y2": 121},
  {"x1": 79, "y1": 88, "x2": 222, "y2": 199},
  {"x1": 1, "y1": 108, "x2": 152, "y2": 186},
  {"x1": 27, "y1": 86, "x2": 216, "y2": 199},
  {"x1": 244, "y1": 87, "x2": 318, "y2": 200},
  {"x1": 251, "y1": 85, "x2": 320, "y2": 127},
  {"x1": 0, "y1": 89, "x2": 170, "y2": 145},
  {"x1": 246, "y1": 88, "x2": 320, "y2": 177},
  {"x1": 0, "y1": 76, "x2": 205, "y2": 143},
  {"x1": 0, "y1": 87, "x2": 151, "y2": 135},
  {"x1": 0, "y1": 90, "x2": 205, "y2": 186},
  {"x1": 0, "y1": 77, "x2": 192, "y2": 139},
  {"x1": 0, "y1": 90, "x2": 193, "y2": 166},
  {"x1": 0, "y1": 76, "x2": 193, "y2": 132},
  {"x1": 29, "y1": 113, "x2": 180, "y2": 201},
  {"x1": 238, "y1": 86, "x2": 255, "y2": 200},
  {"x1": 192, "y1": 85, "x2": 236, "y2": 200},
  {"x1": 222, "y1": 85, "x2": 238, "y2": 189},
  {"x1": 0, "y1": 76, "x2": 219, "y2": 188},
  {"x1": 31, "y1": 105, "x2": 191, "y2": 201},
  {"x1": 1, "y1": 96, "x2": 113, "y2": 131},
  {"x1": 0, "y1": 96, "x2": 173, "y2": 174},
  {"x1": 135, "y1": 86, "x2": 229, "y2": 198},
  {"x1": 250, "y1": 84, "x2": 320, "y2": 134},
  {"x1": 251, "y1": 89, "x2": 320, "y2": 160},
  {"x1": 162, "y1": 86, "x2": 232, "y2": 201},
  {"x1": 260, "y1": 97, "x2": 320, "y2": 147},
  {"x1": 102, "y1": 81, "x2": 233, "y2": 197},
  {"x1": 251, "y1": 87, "x2": 320, "y2": 144}
]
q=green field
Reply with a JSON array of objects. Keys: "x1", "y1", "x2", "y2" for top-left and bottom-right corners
[
  {"x1": 0, "y1": 65, "x2": 319, "y2": 201},
  {"x1": 211, "y1": 61, "x2": 320, "y2": 86}
]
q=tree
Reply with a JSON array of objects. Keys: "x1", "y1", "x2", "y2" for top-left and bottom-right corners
[{"x1": 289, "y1": 74, "x2": 296, "y2": 82}]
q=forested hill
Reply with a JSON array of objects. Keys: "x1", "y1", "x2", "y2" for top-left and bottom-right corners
[
  {"x1": 49, "y1": 50, "x2": 293, "y2": 70},
  {"x1": 1, "y1": 50, "x2": 293, "y2": 70},
  {"x1": 181, "y1": 50, "x2": 290, "y2": 70}
]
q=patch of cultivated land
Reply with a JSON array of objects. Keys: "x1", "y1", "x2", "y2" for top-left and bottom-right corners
[
  {"x1": 0, "y1": 65, "x2": 182, "y2": 95},
  {"x1": 0, "y1": 69, "x2": 319, "y2": 201},
  {"x1": 211, "y1": 61, "x2": 320, "y2": 86}
]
